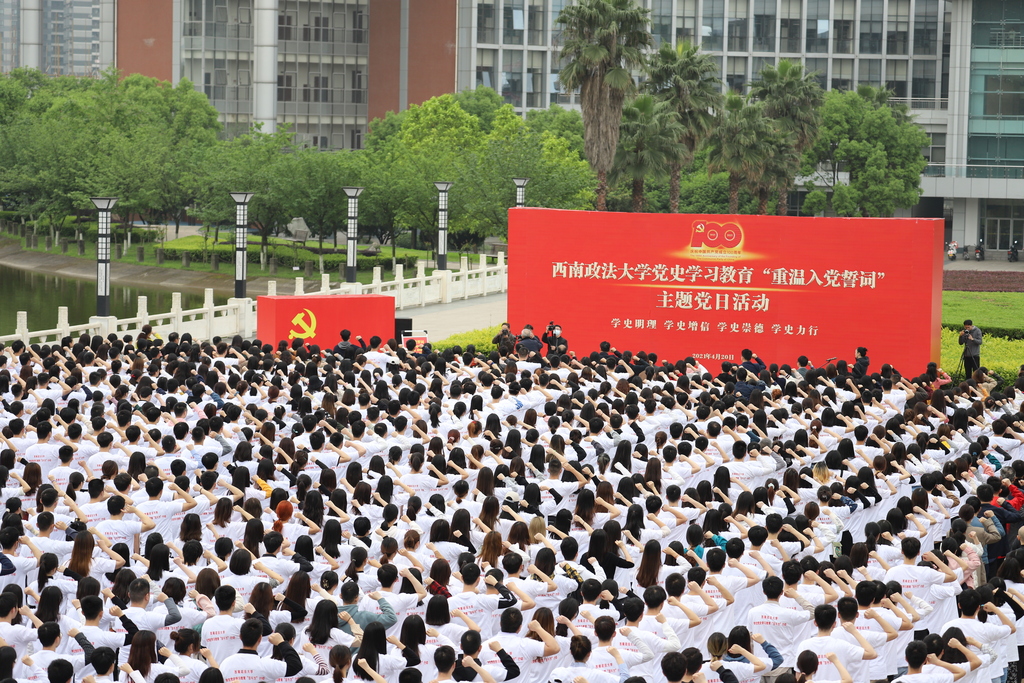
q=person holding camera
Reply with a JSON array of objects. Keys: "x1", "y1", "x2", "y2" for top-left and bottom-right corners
[
  {"x1": 491, "y1": 322, "x2": 517, "y2": 348},
  {"x1": 541, "y1": 322, "x2": 568, "y2": 356},
  {"x1": 958, "y1": 319, "x2": 983, "y2": 375}
]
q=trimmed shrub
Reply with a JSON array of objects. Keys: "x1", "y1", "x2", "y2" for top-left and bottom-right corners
[{"x1": 432, "y1": 326, "x2": 501, "y2": 354}]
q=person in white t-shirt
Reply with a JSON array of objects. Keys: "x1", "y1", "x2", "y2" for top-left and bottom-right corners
[
  {"x1": 890, "y1": 639, "x2": 971, "y2": 683},
  {"x1": 219, "y1": 617, "x2": 305, "y2": 683},
  {"x1": 797, "y1": 603, "x2": 877, "y2": 681}
]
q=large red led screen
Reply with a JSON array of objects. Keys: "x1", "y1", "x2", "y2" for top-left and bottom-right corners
[{"x1": 507, "y1": 209, "x2": 943, "y2": 373}]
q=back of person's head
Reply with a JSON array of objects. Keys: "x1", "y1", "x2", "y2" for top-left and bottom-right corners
[
  {"x1": 340, "y1": 582, "x2": 360, "y2": 604},
  {"x1": 37, "y1": 622, "x2": 61, "y2": 648},
  {"x1": 47, "y1": 659, "x2": 75, "y2": 683},
  {"x1": 459, "y1": 629, "x2": 481, "y2": 656},
  {"x1": 958, "y1": 588, "x2": 981, "y2": 617},
  {"x1": 661, "y1": 651, "x2": 687, "y2": 682},
  {"x1": 91, "y1": 647, "x2": 118, "y2": 676},
  {"x1": 433, "y1": 645, "x2": 456, "y2": 673},
  {"x1": 643, "y1": 585, "x2": 666, "y2": 609},
  {"x1": 813, "y1": 604, "x2": 837, "y2": 631},
  {"x1": 762, "y1": 576, "x2": 784, "y2": 600},
  {"x1": 569, "y1": 635, "x2": 591, "y2": 662},
  {"x1": 594, "y1": 615, "x2": 616, "y2": 642},
  {"x1": 128, "y1": 578, "x2": 150, "y2": 604},
  {"x1": 499, "y1": 607, "x2": 523, "y2": 634},
  {"x1": 905, "y1": 639, "x2": 928, "y2": 669},
  {"x1": 214, "y1": 585, "x2": 236, "y2": 611},
  {"x1": 836, "y1": 596, "x2": 859, "y2": 622},
  {"x1": 901, "y1": 536, "x2": 921, "y2": 559},
  {"x1": 239, "y1": 618, "x2": 263, "y2": 648}
]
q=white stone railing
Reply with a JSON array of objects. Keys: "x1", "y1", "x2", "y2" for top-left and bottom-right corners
[{"x1": 0, "y1": 253, "x2": 506, "y2": 344}]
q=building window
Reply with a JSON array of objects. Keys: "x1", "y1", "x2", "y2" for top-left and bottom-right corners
[
  {"x1": 304, "y1": 75, "x2": 330, "y2": 103},
  {"x1": 924, "y1": 132, "x2": 946, "y2": 164},
  {"x1": 858, "y1": 59, "x2": 881, "y2": 88},
  {"x1": 753, "y1": 56, "x2": 774, "y2": 79},
  {"x1": 886, "y1": 60, "x2": 908, "y2": 98},
  {"x1": 312, "y1": 135, "x2": 328, "y2": 149},
  {"x1": 304, "y1": 15, "x2": 330, "y2": 42},
  {"x1": 832, "y1": 0, "x2": 854, "y2": 53},
  {"x1": 832, "y1": 58, "x2": 853, "y2": 91},
  {"x1": 981, "y1": 201, "x2": 1024, "y2": 250},
  {"x1": 277, "y1": 74, "x2": 293, "y2": 102},
  {"x1": 676, "y1": 0, "x2": 697, "y2": 44},
  {"x1": 805, "y1": 0, "x2": 829, "y2": 53},
  {"x1": 351, "y1": 10, "x2": 365, "y2": 43},
  {"x1": 806, "y1": 58, "x2": 828, "y2": 90},
  {"x1": 503, "y1": 0, "x2": 524, "y2": 45},
  {"x1": 702, "y1": 0, "x2": 724, "y2": 51},
  {"x1": 278, "y1": 14, "x2": 295, "y2": 41},
  {"x1": 477, "y1": 2, "x2": 496, "y2": 43},
  {"x1": 526, "y1": 51, "x2": 544, "y2": 108},
  {"x1": 887, "y1": 0, "x2": 910, "y2": 55},
  {"x1": 350, "y1": 70, "x2": 364, "y2": 103},
  {"x1": 502, "y1": 50, "x2": 523, "y2": 107},
  {"x1": 476, "y1": 48, "x2": 497, "y2": 89},
  {"x1": 728, "y1": 0, "x2": 749, "y2": 52},
  {"x1": 912, "y1": 60, "x2": 937, "y2": 100},
  {"x1": 727, "y1": 56, "x2": 748, "y2": 93},
  {"x1": 859, "y1": 0, "x2": 883, "y2": 53},
  {"x1": 981, "y1": 75, "x2": 1024, "y2": 117},
  {"x1": 971, "y1": 0, "x2": 1024, "y2": 48},
  {"x1": 913, "y1": 0, "x2": 938, "y2": 55},
  {"x1": 753, "y1": 0, "x2": 776, "y2": 52},
  {"x1": 350, "y1": 128, "x2": 363, "y2": 150},
  {"x1": 652, "y1": 0, "x2": 672, "y2": 46},
  {"x1": 779, "y1": 0, "x2": 801, "y2": 53},
  {"x1": 550, "y1": 52, "x2": 571, "y2": 104},
  {"x1": 527, "y1": 0, "x2": 545, "y2": 46}
]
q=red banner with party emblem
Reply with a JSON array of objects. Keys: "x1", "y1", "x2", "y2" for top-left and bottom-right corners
[
  {"x1": 257, "y1": 294, "x2": 396, "y2": 349},
  {"x1": 507, "y1": 209, "x2": 943, "y2": 374}
]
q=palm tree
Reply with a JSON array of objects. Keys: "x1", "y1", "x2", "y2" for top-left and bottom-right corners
[
  {"x1": 557, "y1": 0, "x2": 652, "y2": 210},
  {"x1": 644, "y1": 41, "x2": 723, "y2": 212},
  {"x1": 611, "y1": 94, "x2": 683, "y2": 212},
  {"x1": 748, "y1": 59, "x2": 824, "y2": 214},
  {"x1": 751, "y1": 125, "x2": 802, "y2": 215},
  {"x1": 707, "y1": 93, "x2": 772, "y2": 213}
]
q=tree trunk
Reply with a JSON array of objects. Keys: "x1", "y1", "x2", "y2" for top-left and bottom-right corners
[
  {"x1": 595, "y1": 170, "x2": 608, "y2": 211},
  {"x1": 757, "y1": 189, "x2": 769, "y2": 215},
  {"x1": 631, "y1": 178, "x2": 645, "y2": 213},
  {"x1": 668, "y1": 163, "x2": 681, "y2": 213},
  {"x1": 776, "y1": 180, "x2": 790, "y2": 216},
  {"x1": 729, "y1": 176, "x2": 740, "y2": 213}
]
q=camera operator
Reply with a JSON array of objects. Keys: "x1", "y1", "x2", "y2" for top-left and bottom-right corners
[
  {"x1": 958, "y1": 318, "x2": 983, "y2": 375},
  {"x1": 492, "y1": 322, "x2": 517, "y2": 347},
  {"x1": 541, "y1": 322, "x2": 568, "y2": 356}
]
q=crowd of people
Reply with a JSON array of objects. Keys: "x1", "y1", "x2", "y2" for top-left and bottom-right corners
[{"x1": 0, "y1": 324, "x2": 1021, "y2": 683}]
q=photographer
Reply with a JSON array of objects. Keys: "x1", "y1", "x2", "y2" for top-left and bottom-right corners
[
  {"x1": 541, "y1": 322, "x2": 568, "y2": 356},
  {"x1": 958, "y1": 319, "x2": 983, "y2": 375},
  {"x1": 491, "y1": 322, "x2": 517, "y2": 347}
]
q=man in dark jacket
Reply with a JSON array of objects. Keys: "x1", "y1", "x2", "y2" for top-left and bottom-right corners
[
  {"x1": 517, "y1": 327, "x2": 543, "y2": 355},
  {"x1": 852, "y1": 347, "x2": 870, "y2": 379},
  {"x1": 333, "y1": 329, "x2": 366, "y2": 360},
  {"x1": 977, "y1": 483, "x2": 1023, "y2": 575},
  {"x1": 740, "y1": 349, "x2": 766, "y2": 375}
]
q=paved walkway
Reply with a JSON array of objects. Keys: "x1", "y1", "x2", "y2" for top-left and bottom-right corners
[
  {"x1": 944, "y1": 255, "x2": 1024, "y2": 271},
  {"x1": 406, "y1": 294, "x2": 507, "y2": 341}
]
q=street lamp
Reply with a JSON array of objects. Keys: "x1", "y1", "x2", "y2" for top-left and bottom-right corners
[
  {"x1": 90, "y1": 197, "x2": 118, "y2": 317},
  {"x1": 230, "y1": 192, "x2": 254, "y2": 298},
  {"x1": 513, "y1": 177, "x2": 530, "y2": 208},
  {"x1": 434, "y1": 181, "x2": 453, "y2": 270},
  {"x1": 343, "y1": 187, "x2": 364, "y2": 283}
]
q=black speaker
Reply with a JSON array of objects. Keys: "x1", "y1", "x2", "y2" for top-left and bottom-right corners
[{"x1": 395, "y1": 317, "x2": 413, "y2": 342}]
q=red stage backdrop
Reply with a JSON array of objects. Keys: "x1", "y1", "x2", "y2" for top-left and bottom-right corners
[
  {"x1": 257, "y1": 295, "x2": 395, "y2": 348},
  {"x1": 508, "y1": 209, "x2": 943, "y2": 374}
]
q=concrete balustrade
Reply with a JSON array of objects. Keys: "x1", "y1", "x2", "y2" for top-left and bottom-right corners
[{"x1": 0, "y1": 253, "x2": 507, "y2": 344}]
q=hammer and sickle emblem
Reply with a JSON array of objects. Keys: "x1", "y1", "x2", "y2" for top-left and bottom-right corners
[{"x1": 288, "y1": 309, "x2": 318, "y2": 340}]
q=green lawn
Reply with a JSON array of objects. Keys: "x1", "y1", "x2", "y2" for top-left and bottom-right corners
[
  {"x1": 10, "y1": 238, "x2": 500, "y2": 283},
  {"x1": 942, "y1": 291, "x2": 1024, "y2": 330}
]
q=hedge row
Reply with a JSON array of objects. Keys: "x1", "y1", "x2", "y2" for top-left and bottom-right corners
[
  {"x1": 941, "y1": 323, "x2": 1024, "y2": 342},
  {"x1": 432, "y1": 326, "x2": 501, "y2": 354},
  {"x1": 157, "y1": 242, "x2": 420, "y2": 271}
]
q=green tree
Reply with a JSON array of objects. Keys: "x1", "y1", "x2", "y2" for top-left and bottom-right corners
[
  {"x1": 802, "y1": 86, "x2": 929, "y2": 217},
  {"x1": 611, "y1": 94, "x2": 682, "y2": 211},
  {"x1": 457, "y1": 106, "x2": 595, "y2": 238},
  {"x1": 706, "y1": 94, "x2": 772, "y2": 213},
  {"x1": 750, "y1": 125, "x2": 801, "y2": 215},
  {"x1": 748, "y1": 59, "x2": 823, "y2": 214},
  {"x1": 644, "y1": 41, "x2": 723, "y2": 212},
  {"x1": 452, "y1": 87, "x2": 505, "y2": 133},
  {"x1": 557, "y1": 0, "x2": 651, "y2": 210},
  {"x1": 284, "y1": 148, "x2": 361, "y2": 268},
  {"x1": 525, "y1": 104, "x2": 585, "y2": 159}
]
